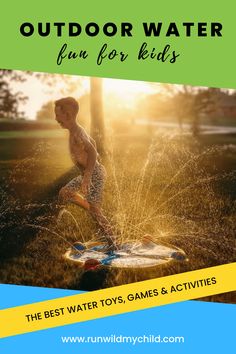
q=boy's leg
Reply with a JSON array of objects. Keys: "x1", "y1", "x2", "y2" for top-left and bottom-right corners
[
  {"x1": 59, "y1": 188, "x2": 116, "y2": 248},
  {"x1": 59, "y1": 169, "x2": 117, "y2": 249},
  {"x1": 58, "y1": 176, "x2": 90, "y2": 210},
  {"x1": 89, "y1": 203, "x2": 117, "y2": 248},
  {"x1": 87, "y1": 166, "x2": 117, "y2": 249},
  {"x1": 69, "y1": 191, "x2": 90, "y2": 210}
]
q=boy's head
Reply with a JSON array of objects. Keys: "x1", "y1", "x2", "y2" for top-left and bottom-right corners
[{"x1": 54, "y1": 97, "x2": 79, "y2": 129}]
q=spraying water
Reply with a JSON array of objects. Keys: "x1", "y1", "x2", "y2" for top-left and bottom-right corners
[{"x1": 0, "y1": 136, "x2": 235, "y2": 288}]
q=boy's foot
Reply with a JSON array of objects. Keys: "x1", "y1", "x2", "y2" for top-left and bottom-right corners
[
  {"x1": 96, "y1": 234, "x2": 119, "y2": 251},
  {"x1": 105, "y1": 235, "x2": 120, "y2": 252}
]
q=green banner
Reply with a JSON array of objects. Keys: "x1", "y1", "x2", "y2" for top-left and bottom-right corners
[{"x1": 0, "y1": 0, "x2": 235, "y2": 88}]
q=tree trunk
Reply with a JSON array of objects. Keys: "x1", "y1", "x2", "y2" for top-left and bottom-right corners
[
  {"x1": 90, "y1": 77, "x2": 105, "y2": 154},
  {"x1": 191, "y1": 113, "x2": 200, "y2": 137}
]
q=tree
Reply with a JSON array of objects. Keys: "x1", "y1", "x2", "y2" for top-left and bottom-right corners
[
  {"x1": 36, "y1": 101, "x2": 54, "y2": 120},
  {"x1": 90, "y1": 77, "x2": 105, "y2": 154},
  {"x1": 0, "y1": 70, "x2": 27, "y2": 119},
  {"x1": 161, "y1": 84, "x2": 224, "y2": 136}
]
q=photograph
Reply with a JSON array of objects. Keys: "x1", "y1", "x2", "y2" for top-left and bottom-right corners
[{"x1": 0, "y1": 69, "x2": 235, "y2": 300}]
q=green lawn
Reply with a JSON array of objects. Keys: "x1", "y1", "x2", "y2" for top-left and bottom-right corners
[
  {"x1": 0, "y1": 130, "x2": 235, "y2": 302},
  {"x1": 0, "y1": 129, "x2": 64, "y2": 139}
]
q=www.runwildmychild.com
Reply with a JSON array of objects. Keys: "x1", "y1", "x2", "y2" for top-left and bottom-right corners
[{"x1": 61, "y1": 334, "x2": 185, "y2": 345}]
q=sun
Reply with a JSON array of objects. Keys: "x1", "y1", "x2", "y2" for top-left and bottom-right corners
[{"x1": 103, "y1": 78, "x2": 154, "y2": 107}]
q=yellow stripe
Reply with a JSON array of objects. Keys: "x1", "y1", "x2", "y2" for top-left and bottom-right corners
[{"x1": 0, "y1": 263, "x2": 235, "y2": 338}]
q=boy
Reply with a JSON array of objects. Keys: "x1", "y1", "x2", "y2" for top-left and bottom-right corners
[{"x1": 54, "y1": 97, "x2": 115, "y2": 249}]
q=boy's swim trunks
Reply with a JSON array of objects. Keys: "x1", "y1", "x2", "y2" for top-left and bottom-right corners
[{"x1": 63, "y1": 163, "x2": 106, "y2": 205}]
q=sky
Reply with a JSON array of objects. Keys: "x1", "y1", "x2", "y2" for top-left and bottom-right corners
[{"x1": 9, "y1": 73, "x2": 156, "y2": 119}]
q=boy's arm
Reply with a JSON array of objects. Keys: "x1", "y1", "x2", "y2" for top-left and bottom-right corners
[{"x1": 81, "y1": 138, "x2": 97, "y2": 196}]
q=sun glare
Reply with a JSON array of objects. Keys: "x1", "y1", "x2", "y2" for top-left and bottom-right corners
[
  {"x1": 9, "y1": 73, "x2": 157, "y2": 119},
  {"x1": 104, "y1": 78, "x2": 154, "y2": 107}
]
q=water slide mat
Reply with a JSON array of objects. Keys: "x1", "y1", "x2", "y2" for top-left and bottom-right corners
[{"x1": 64, "y1": 236, "x2": 187, "y2": 270}]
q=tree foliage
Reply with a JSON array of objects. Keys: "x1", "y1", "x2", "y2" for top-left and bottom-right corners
[
  {"x1": 36, "y1": 101, "x2": 54, "y2": 121},
  {"x1": 141, "y1": 84, "x2": 236, "y2": 136},
  {"x1": 0, "y1": 70, "x2": 27, "y2": 119}
]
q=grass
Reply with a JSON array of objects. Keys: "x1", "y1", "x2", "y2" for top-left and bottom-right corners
[
  {"x1": 0, "y1": 129, "x2": 235, "y2": 302},
  {"x1": 0, "y1": 130, "x2": 64, "y2": 139}
]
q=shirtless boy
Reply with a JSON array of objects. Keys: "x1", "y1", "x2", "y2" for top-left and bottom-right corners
[{"x1": 54, "y1": 97, "x2": 115, "y2": 249}]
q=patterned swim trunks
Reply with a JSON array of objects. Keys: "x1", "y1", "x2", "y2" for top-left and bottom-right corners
[{"x1": 63, "y1": 163, "x2": 107, "y2": 205}]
